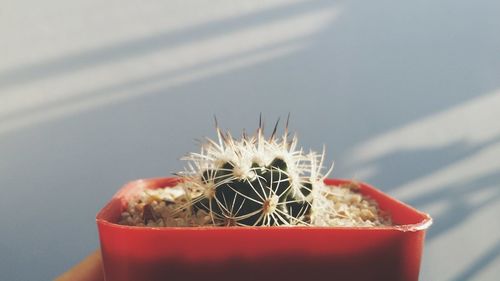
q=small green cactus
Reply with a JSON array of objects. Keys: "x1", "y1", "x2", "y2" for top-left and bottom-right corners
[
  {"x1": 178, "y1": 116, "x2": 333, "y2": 226},
  {"x1": 118, "y1": 117, "x2": 391, "y2": 227}
]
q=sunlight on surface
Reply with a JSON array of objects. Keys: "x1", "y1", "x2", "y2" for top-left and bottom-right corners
[
  {"x1": 390, "y1": 140, "x2": 500, "y2": 201},
  {"x1": 0, "y1": 5, "x2": 339, "y2": 135},
  {"x1": 349, "y1": 89, "x2": 500, "y2": 165},
  {"x1": 0, "y1": 44, "x2": 305, "y2": 135},
  {"x1": 345, "y1": 88, "x2": 500, "y2": 281},
  {"x1": 424, "y1": 199, "x2": 500, "y2": 281},
  {"x1": 0, "y1": 0, "x2": 311, "y2": 71}
]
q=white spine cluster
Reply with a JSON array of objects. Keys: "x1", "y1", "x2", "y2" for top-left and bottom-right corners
[
  {"x1": 119, "y1": 118, "x2": 392, "y2": 228},
  {"x1": 177, "y1": 117, "x2": 334, "y2": 226}
]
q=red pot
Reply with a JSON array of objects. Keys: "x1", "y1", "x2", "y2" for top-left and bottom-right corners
[{"x1": 96, "y1": 178, "x2": 432, "y2": 281}]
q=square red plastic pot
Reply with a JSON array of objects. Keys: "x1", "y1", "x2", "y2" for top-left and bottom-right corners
[{"x1": 96, "y1": 178, "x2": 432, "y2": 281}]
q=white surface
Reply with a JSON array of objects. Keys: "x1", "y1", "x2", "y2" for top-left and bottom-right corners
[{"x1": 1, "y1": 0, "x2": 499, "y2": 280}]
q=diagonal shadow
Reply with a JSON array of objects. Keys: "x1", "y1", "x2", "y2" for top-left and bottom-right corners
[
  {"x1": 451, "y1": 240, "x2": 500, "y2": 281},
  {"x1": 0, "y1": 0, "x2": 334, "y2": 90},
  {"x1": 357, "y1": 138, "x2": 500, "y2": 280},
  {"x1": 409, "y1": 169, "x2": 500, "y2": 241},
  {"x1": 359, "y1": 134, "x2": 500, "y2": 193},
  {"x1": 0, "y1": 35, "x2": 312, "y2": 128},
  {"x1": 349, "y1": 134, "x2": 500, "y2": 241}
]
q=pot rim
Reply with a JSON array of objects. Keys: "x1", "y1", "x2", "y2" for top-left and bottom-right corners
[{"x1": 96, "y1": 177, "x2": 432, "y2": 232}]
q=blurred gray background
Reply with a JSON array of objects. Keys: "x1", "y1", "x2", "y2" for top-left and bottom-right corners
[{"x1": 1, "y1": 0, "x2": 499, "y2": 280}]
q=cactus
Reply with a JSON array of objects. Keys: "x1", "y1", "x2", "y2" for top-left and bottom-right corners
[
  {"x1": 177, "y1": 116, "x2": 333, "y2": 226},
  {"x1": 118, "y1": 117, "x2": 391, "y2": 228}
]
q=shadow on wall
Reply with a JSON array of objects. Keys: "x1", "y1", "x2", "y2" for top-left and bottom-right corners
[
  {"x1": 412, "y1": 168, "x2": 500, "y2": 241},
  {"x1": 350, "y1": 134, "x2": 500, "y2": 240},
  {"x1": 0, "y1": 0, "x2": 334, "y2": 90},
  {"x1": 452, "y1": 240, "x2": 500, "y2": 281},
  {"x1": 0, "y1": 0, "x2": 338, "y2": 135},
  {"x1": 346, "y1": 89, "x2": 500, "y2": 280},
  {"x1": 0, "y1": 0, "x2": 499, "y2": 281}
]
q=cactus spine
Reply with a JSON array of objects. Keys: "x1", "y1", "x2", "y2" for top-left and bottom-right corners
[{"x1": 178, "y1": 117, "x2": 333, "y2": 226}]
